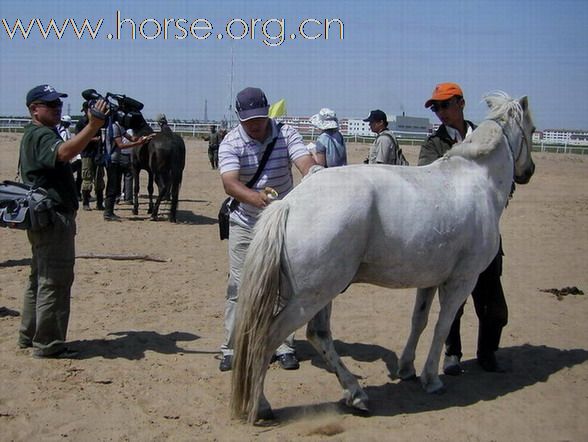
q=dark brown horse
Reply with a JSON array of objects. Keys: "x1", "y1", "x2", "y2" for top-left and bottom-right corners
[
  {"x1": 148, "y1": 123, "x2": 186, "y2": 222},
  {"x1": 131, "y1": 116, "x2": 185, "y2": 222}
]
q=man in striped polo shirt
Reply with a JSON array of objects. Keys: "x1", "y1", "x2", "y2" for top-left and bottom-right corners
[{"x1": 218, "y1": 87, "x2": 316, "y2": 372}]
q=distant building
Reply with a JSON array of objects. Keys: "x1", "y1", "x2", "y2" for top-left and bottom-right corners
[
  {"x1": 346, "y1": 119, "x2": 372, "y2": 136},
  {"x1": 346, "y1": 115, "x2": 431, "y2": 138},
  {"x1": 540, "y1": 129, "x2": 588, "y2": 146},
  {"x1": 390, "y1": 115, "x2": 431, "y2": 138}
]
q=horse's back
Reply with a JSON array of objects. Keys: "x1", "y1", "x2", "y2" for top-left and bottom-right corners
[{"x1": 150, "y1": 130, "x2": 186, "y2": 172}]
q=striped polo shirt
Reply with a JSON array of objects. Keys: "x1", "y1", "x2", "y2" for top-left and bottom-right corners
[{"x1": 219, "y1": 119, "x2": 309, "y2": 228}]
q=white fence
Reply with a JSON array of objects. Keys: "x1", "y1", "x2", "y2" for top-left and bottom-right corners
[
  {"x1": 1, "y1": 117, "x2": 587, "y2": 154},
  {"x1": 0, "y1": 117, "x2": 213, "y2": 137}
]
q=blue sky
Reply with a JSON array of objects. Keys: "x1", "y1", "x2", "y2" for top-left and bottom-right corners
[{"x1": 0, "y1": 0, "x2": 587, "y2": 130}]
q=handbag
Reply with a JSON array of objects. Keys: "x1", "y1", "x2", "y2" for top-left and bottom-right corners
[
  {"x1": 218, "y1": 123, "x2": 283, "y2": 240},
  {"x1": 0, "y1": 180, "x2": 56, "y2": 231}
]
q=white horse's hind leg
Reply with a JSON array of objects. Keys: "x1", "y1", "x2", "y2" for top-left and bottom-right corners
[
  {"x1": 420, "y1": 278, "x2": 476, "y2": 393},
  {"x1": 306, "y1": 302, "x2": 369, "y2": 412},
  {"x1": 398, "y1": 287, "x2": 436, "y2": 380}
]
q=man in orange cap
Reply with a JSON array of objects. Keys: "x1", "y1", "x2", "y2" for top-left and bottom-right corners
[{"x1": 418, "y1": 82, "x2": 508, "y2": 375}]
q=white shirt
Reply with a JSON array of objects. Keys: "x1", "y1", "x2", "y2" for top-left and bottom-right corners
[{"x1": 446, "y1": 124, "x2": 474, "y2": 143}]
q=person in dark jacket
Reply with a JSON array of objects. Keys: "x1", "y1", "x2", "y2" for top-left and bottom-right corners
[
  {"x1": 18, "y1": 84, "x2": 107, "y2": 358},
  {"x1": 76, "y1": 102, "x2": 106, "y2": 211},
  {"x1": 419, "y1": 82, "x2": 508, "y2": 374}
]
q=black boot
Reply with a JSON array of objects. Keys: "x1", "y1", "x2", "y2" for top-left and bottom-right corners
[
  {"x1": 82, "y1": 190, "x2": 91, "y2": 211},
  {"x1": 103, "y1": 198, "x2": 121, "y2": 221},
  {"x1": 96, "y1": 191, "x2": 105, "y2": 211}
]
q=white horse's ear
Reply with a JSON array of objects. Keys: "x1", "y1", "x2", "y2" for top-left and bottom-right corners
[{"x1": 519, "y1": 96, "x2": 529, "y2": 111}]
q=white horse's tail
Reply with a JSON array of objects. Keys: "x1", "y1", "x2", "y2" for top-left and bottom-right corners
[{"x1": 231, "y1": 200, "x2": 290, "y2": 423}]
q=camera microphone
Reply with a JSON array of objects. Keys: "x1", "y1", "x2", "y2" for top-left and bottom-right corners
[{"x1": 81, "y1": 89, "x2": 101, "y2": 101}]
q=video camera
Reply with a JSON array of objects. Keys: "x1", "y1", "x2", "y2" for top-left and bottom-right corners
[{"x1": 81, "y1": 89, "x2": 145, "y2": 130}]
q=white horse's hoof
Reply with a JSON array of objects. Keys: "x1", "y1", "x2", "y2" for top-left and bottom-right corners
[
  {"x1": 256, "y1": 407, "x2": 275, "y2": 421},
  {"x1": 421, "y1": 377, "x2": 444, "y2": 394},
  {"x1": 397, "y1": 365, "x2": 416, "y2": 380},
  {"x1": 351, "y1": 397, "x2": 369, "y2": 412},
  {"x1": 343, "y1": 391, "x2": 369, "y2": 413}
]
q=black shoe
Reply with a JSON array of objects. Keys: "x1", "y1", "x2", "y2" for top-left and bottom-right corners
[
  {"x1": 104, "y1": 213, "x2": 122, "y2": 222},
  {"x1": 443, "y1": 354, "x2": 462, "y2": 376},
  {"x1": 276, "y1": 353, "x2": 299, "y2": 370},
  {"x1": 82, "y1": 204, "x2": 91, "y2": 211},
  {"x1": 219, "y1": 354, "x2": 232, "y2": 372},
  {"x1": 33, "y1": 347, "x2": 79, "y2": 359},
  {"x1": 477, "y1": 353, "x2": 505, "y2": 373}
]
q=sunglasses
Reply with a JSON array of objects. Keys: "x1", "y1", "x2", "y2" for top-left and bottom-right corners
[
  {"x1": 34, "y1": 100, "x2": 63, "y2": 108},
  {"x1": 430, "y1": 99, "x2": 456, "y2": 113}
]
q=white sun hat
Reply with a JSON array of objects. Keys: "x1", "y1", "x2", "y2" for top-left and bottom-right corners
[{"x1": 310, "y1": 108, "x2": 339, "y2": 130}]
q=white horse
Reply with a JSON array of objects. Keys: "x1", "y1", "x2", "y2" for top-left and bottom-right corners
[{"x1": 231, "y1": 92, "x2": 535, "y2": 423}]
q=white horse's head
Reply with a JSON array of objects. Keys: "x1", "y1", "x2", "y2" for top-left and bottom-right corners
[{"x1": 484, "y1": 92, "x2": 536, "y2": 184}]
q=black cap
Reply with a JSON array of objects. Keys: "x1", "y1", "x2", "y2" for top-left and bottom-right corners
[
  {"x1": 26, "y1": 84, "x2": 67, "y2": 106},
  {"x1": 235, "y1": 87, "x2": 269, "y2": 121},
  {"x1": 363, "y1": 109, "x2": 387, "y2": 123}
]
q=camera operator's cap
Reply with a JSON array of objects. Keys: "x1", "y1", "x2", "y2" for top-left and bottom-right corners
[
  {"x1": 26, "y1": 84, "x2": 67, "y2": 106},
  {"x1": 363, "y1": 109, "x2": 387, "y2": 123},
  {"x1": 61, "y1": 115, "x2": 72, "y2": 123},
  {"x1": 424, "y1": 82, "x2": 464, "y2": 108},
  {"x1": 235, "y1": 87, "x2": 270, "y2": 121}
]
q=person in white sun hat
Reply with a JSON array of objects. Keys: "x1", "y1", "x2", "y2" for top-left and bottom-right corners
[{"x1": 309, "y1": 108, "x2": 347, "y2": 167}]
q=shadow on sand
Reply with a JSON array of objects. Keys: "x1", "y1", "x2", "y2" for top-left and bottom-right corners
[
  {"x1": 277, "y1": 343, "x2": 588, "y2": 421},
  {"x1": 69, "y1": 330, "x2": 217, "y2": 360},
  {"x1": 0, "y1": 258, "x2": 31, "y2": 268}
]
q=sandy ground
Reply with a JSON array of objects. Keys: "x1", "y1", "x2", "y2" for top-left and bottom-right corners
[{"x1": 1, "y1": 132, "x2": 587, "y2": 441}]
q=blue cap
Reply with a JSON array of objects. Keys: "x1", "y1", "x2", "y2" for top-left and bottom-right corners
[
  {"x1": 235, "y1": 87, "x2": 269, "y2": 121},
  {"x1": 363, "y1": 109, "x2": 387, "y2": 123},
  {"x1": 26, "y1": 84, "x2": 67, "y2": 106}
]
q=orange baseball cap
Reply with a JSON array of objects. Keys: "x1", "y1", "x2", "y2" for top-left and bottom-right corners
[{"x1": 424, "y1": 82, "x2": 464, "y2": 108}]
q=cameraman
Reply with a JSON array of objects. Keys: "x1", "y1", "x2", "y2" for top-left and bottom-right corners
[
  {"x1": 103, "y1": 120, "x2": 152, "y2": 221},
  {"x1": 18, "y1": 84, "x2": 108, "y2": 358},
  {"x1": 76, "y1": 102, "x2": 105, "y2": 210}
]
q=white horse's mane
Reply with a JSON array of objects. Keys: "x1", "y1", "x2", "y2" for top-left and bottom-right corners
[
  {"x1": 446, "y1": 91, "x2": 522, "y2": 160},
  {"x1": 483, "y1": 90, "x2": 523, "y2": 124}
]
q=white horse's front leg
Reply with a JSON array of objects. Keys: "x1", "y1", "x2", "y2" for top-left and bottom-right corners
[
  {"x1": 306, "y1": 303, "x2": 369, "y2": 412},
  {"x1": 398, "y1": 287, "x2": 436, "y2": 380},
  {"x1": 420, "y1": 278, "x2": 476, "y2": 393}
]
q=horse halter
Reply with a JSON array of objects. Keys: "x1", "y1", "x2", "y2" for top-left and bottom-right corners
[{"x1": 493, "y1": 118, "x2": 527, "y2": 171}]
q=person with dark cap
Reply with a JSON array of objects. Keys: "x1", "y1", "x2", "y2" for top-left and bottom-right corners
[
  {"x1": 76, "y1": 101, "x2": 106, "y2": 210},
  {"x1": 18, "y1": 84, "x2": 108, "y2": 358},
  {"x1": 419, "y1": 82, "x2": 508, "y2": 375},
  {"x1": 217, "y1": 86, "x2": 316, "y2": 372},
  {"x1": 363, "y1": 109, "x2": 404, "y2": 165}
]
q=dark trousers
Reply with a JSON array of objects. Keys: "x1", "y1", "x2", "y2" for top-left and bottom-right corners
[
  {"x1": 105, "y1": 163, "x2": 122, "y2": 213},
  {"x1": 445, "y1": 247, "x2": 508, "y2": 359},
  {"x1": 19, "y1": 212, "x2": 76, "y2": 356},
  {"x1": 71, "y1": 159, "x2": 82, "y2": 199},
  {"x1": 208, "y1": 147, "x2": 219, "y2": 169}
]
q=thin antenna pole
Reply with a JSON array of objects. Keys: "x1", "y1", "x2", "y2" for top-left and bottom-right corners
[{"x1": 229, "y1": 46, "x2": 234, "y2": 127}]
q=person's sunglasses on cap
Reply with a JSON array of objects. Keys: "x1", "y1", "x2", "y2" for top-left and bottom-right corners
[
  {"x1": 430, "y1": 98, "x2": 459, "y2": 113},
  {"x1": 32, "y1": 99, "x2": 63, "y2": 109}
]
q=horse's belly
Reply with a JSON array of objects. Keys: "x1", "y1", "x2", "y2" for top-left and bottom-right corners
[{"x1": 353, "y1": 260, "x2": 452, "y2": 289}]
